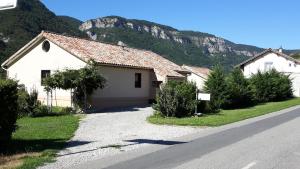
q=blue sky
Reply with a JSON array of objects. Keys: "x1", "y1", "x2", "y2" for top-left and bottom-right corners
[{"x1": 42, "y1": 0, "x2": 300, "y2": 49}]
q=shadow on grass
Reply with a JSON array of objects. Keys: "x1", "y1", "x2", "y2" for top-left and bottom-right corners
[{"x1": 0, "y1": 139, "x2": 91, "y2": 156}]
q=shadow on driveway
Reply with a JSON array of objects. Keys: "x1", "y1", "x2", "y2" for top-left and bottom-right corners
[
  {"x1": 86, "y1": 105, "x2": 151, "y2": 114},
  {"x1": 124, "y1": 139, "x2": 187, "y2": 146},
  {"x1": 57, "y1": 139, "x2": 187, "y2": 157}
]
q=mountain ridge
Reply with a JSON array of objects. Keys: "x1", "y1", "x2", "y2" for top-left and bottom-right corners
[{"x1": 0, "y1": 0, "x2": 299, "y2": 73}]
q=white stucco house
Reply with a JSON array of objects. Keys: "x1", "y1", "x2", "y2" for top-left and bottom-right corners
[
  {"x1": 182, "y1": 65, "x2": 211, "y2": 91},
  {"x1": 237, "y1": 48, "x2": 300, "y2": 97},
  {"x1": 1, "y1": 31, "x2": 191, "y2": 110}
]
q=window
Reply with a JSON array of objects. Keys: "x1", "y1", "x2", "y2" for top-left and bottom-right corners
[
  {"x1": 264, "y1": 62, "x2": 273, "y2": 72},
  {"x1": 135, "y1": 73, "x2": 142, "y2": 88},
  {"x1": 41, "y1": 70, "x2": 51, "y2": 85},
  {"x1": 42, "y1": 40, "x2": 50, "y2": 52}
]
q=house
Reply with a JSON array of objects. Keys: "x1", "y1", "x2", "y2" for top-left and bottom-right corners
[
  {"x1": 182, "y1": 65, "x2": 211, "y2": 91},
  {"x1": 237, "y1": 48, "x2": 300, "y2": 97},
  {"x1": 1, "y1": 31, "x2": 189, "y2": 110}
]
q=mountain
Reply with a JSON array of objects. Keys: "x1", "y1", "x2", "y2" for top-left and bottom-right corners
[
  {"x1": 79, "y1": 16, "x2": 267, "y2": 70},
  {"x1": 0, "y1": 0, "x2": 86, "y2": 64},
  {"x1": 0, "y1": 0, "x2": 299, "y2": 73}
]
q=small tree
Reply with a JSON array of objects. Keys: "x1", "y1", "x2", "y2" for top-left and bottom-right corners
[
  {"x1": 44, "y1": 61, "x2": 106, "y2": 112},
  {"x1": 156, "y1": 81, "x2": 197, "y2": 117},
  {"x1": 225, "y1": 68, "x2": 254, "y2": 108},
  {"x1": 204, "y1": 65, "x2": 228, "y2": 112}
]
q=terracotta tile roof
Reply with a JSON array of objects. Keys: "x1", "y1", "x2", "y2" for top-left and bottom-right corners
[
  {"x1": 42, "y1": 32, "x2": 184, "y2": 81},
  {"x1": 182, "y1": 65, "x2": 211, "y2": 79}
]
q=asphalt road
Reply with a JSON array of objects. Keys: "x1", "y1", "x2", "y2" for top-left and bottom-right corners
[{"x1": 75, "y1": 106, "x2": 300, "y2": 169}]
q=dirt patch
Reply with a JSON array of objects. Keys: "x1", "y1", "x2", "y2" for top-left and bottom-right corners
[{"x1": 0, "y1": 153, "x2": 40, "y2": 169}]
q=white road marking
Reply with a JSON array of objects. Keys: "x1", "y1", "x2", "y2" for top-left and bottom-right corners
[{"x1": 241, "y1": 161, "x2": 257, "y2": 169}]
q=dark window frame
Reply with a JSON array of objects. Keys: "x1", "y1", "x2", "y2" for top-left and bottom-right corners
[
  {"x1": 135, "y1": 73, "x2": 142, "y2": 88},
  {"x1": 41, "y1": 70, "x2": 51, "y2": 86}
]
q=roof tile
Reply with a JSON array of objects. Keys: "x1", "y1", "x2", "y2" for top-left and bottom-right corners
[{"x1": 43, "y1": 32, "x2": 185, "y2": 81}]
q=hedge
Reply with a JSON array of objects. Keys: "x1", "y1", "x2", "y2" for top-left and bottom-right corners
[{"x1": 0, "y1": 79, "x2": 19, "y2": 143}]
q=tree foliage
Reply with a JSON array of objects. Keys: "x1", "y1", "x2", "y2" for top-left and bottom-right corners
[
  {"x1": 44, "y1": 61, "x2": 106, "y2": 111},
  {"x1": 155, "y1": 81, "x2": 197, "y2": 117},
  {"x1": 225, "y1": 68, "x2": 253, "y2": 108},
  {"x1": 250, "y1": 69, "x2": 293, "y2": 102},
  {"x1": 204, "y1": 65, "x2": 229, "y2": 112},
  {"x1": 0, "y1": 79, "x2": 18, "y2": 143}
]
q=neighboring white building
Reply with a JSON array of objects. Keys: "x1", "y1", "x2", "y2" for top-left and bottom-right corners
[
  {"x1": 1, "y1": 31, "x2": 189, "y2": 110},
  {"x1": 182, "y1": 65, "x2": 211, "y2": 91},
  {"x1": 237, "y1": 48, "x2": 300, "y2": 97}
]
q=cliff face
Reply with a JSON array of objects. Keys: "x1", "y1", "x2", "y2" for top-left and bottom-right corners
[{"x1": 79, "y1": 16, "x2": 262, "y2": 57}]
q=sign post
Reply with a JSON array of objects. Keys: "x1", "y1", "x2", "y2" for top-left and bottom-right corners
[
  {"x1": 0, "y1": 0, "x2": 17, "y2": 10},
  {"x1": 195, "y1": 90, "x2": 211, "y2": 116}
]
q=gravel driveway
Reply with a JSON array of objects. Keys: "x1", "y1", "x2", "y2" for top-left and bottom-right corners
[{"x1": 39, "y1": 106, "x2": 203, "y2": 169}]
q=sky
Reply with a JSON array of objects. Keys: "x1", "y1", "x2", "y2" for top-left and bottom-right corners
[{"x1": 42, "y1": 0, "x2": 300, "y2": 49}]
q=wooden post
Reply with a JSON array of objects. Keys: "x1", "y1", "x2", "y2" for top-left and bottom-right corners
[
  {"x1": 195, "y1": 88, "x2": 198, "y2": 115},
  {"x1": 84, "y1": 85, "x2": 87, "y2": 113},
  {"x1": 50, "y1": 90, "x2": 53, "y2": 113}
]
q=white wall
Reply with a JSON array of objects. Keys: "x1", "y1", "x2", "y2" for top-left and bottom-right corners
[
  {"x1": 7, "y1": 39, "x2": 86, "y2": 106},
  {"x1": 243, "y1": 53, "x2": 300, "y2": 78},
  {"x1": 289, "y1": 73, "x2": 300, "y2": 97},
  {"x1": 242, "y1": 52, "x2": 300, "y2": 97},
  {"x1": 187, "y1": 73, "x2": 206, "y2": 91},
  {"x1": 7, "y1": 39, "x2": 157, "y2": 108},
  {"x1": 93, "y1": 66, "x2": 152, "y2": 98}
]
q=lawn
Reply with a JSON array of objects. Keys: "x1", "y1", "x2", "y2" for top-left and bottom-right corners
[
  {"x1": 148, "y1": 98, "x2": 300, "y2": 127},
  {"x1": 0, "y1": 115, "x2": 80, "y2": 169}
]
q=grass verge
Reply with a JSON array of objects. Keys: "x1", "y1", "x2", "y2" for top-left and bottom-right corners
[
  {"x1": 0, "y1": 115, "x2": 80, "y2": 169},
  {"x1": 148, "y1": 98, "x2": 300, "y2": 127}
]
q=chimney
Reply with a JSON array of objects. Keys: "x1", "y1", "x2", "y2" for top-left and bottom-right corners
[{"x1": 278, "y1": 46, "x2": 283, "y2": 53}]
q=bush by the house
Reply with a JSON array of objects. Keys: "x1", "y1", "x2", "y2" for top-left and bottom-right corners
[
  {"x1": 204, "y1": 65, "x2": 229, "y2": 112},
  {"x1": 155, "y1": 81, "x2": 197, "y2": 117},
  {"x1": 17, "y1": 85, "x2": 30, "y2": 117},
  {"x1": 250, "y1": 69, "x2": 293, "y2": 102},
  {"x1": 0, "y1": 79, "x2": 19, "y2": 143},
  {"x1": 44, "y1": 60, "x2": 106, "y2": 111},
  {"x1": 225, "y1": 68, "x2": 254, "y2": 108},
  {"x1": 17, "y1": 87, "x2": 45, "y2": 117}
]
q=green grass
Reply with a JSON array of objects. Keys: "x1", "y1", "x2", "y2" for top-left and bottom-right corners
[
  {"x1": 1, "y1": 115, "x2": 80, "y2": 169},
  {"x1": 148, "y1": 98, "x2": 300, "y2": 127}
]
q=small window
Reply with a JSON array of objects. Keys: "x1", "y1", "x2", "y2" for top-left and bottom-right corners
[
  {"x1": 264, "y1": 62, "x2": 273, "y2": 72},
  {"x1": 135, "y1": 73, "x2": 142, "y2": 88},
  {"x1": 41, "y1": 70, "x2": 51, "y2": 86},
  {"x1": 289, "y1": 63, "x2": 292, "y2": 67},
  {"x1": 42, "y1": 40, "x2": 50, "y2": 52}
]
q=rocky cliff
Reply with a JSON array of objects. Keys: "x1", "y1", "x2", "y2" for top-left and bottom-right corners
[{"x1": 79, "y1": 16, "x2": 262, "y2": 58}]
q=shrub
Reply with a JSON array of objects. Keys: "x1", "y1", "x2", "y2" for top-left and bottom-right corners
[
  {"x1": 17, "y1": 85, "x2": 30, "y2": 117},
  {"x1": 225, "y1": 68, "x2": 254, "y2": 108},
  {"x1": 156, "y1": 81, "x2": 197, "y2": 117},
  {"x1": 204, "y1": 65, "x2": 229, "y2": 112},
  {"x1": 0, "y1": 79, "x2": 19, "y2": 143},
  {"x1": 26, "y1": 89, "x2": 43, "y2": 117},
  {"x1": 250, "y1": 69, "x2": 293, "y2": 102}
]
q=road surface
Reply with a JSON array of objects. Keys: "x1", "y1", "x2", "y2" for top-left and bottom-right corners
[{"x1": 73, "y1": 105, "x2": 300, "y2": 169}]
